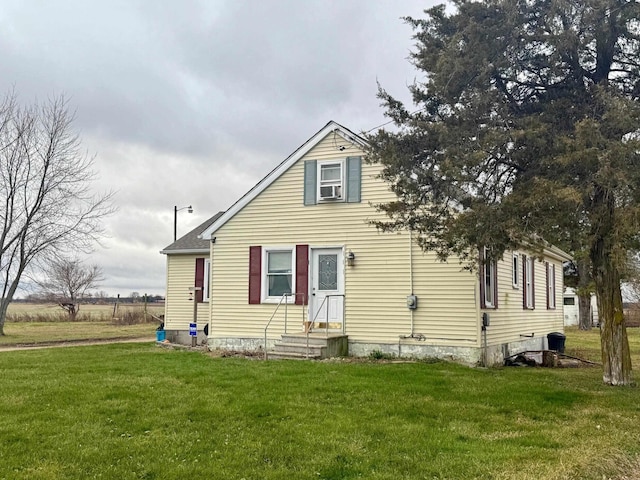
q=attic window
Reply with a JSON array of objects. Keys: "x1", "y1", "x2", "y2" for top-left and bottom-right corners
[
  {"x1": 318, "y1": 161, "x2": 343, "y2": 201},
  {"x1": 304, "y1": 157, "x2": 361, "y2": 205}
]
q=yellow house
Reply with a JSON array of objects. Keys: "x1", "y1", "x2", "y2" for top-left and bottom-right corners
[
  {"x1": 165, "y1": 121, "x2": 570, "y2": 365},
  {"x1": 160, "y1": 212, "x2": 223, "y2": 344}
]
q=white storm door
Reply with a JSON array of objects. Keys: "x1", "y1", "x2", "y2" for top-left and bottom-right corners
[{"x1": 310, "y1": 248, "x2": 344, "y2": 330}]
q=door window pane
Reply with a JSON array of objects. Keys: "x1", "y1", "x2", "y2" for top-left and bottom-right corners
[{"x1": 318, "y1": 254, "x2": 338, "y2": 290}]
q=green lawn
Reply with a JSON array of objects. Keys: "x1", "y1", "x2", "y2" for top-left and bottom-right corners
[
  {"x1": 0, "y1": 334, "x2": 639, "y2": 480},
  {"x1": 1, "y1": 302, "x2": 161, "y2": 346},
  {"x1": 0, "y1": 321, "x2": 156, "y2": 346},
  {"x1": 5, "y1": 302, "x2": 164, "y2": 322}
]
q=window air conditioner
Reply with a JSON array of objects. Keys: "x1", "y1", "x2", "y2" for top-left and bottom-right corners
[{"x1": 319, "y1": 185, "x2": 341, "y2": 200}]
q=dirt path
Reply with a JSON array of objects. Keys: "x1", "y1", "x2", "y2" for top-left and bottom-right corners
[{"x1": 0, "y1": 336, "x2": 155, "y2": 352}]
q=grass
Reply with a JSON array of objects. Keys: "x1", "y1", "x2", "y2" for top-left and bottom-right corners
[
  {"x1": 6, "y1": 302, "x2": 164, "y2": 322},
  {"x1": 0, "y1": 322, "x2": 156, "y2": 346},
  {"x1": 0, "y1": 330, "x2": 639, "y2": 479},
  {"x1": 1, "y1": 302, "x2": 162, "y2": 346},
  {"x1": 564, "y1": 325, "x2": 640, "y2": 365}
]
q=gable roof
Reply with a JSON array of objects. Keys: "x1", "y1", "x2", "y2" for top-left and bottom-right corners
[
  {"x1": 199, "y1": 120, "x2": 366, "y2": 240},
  {"x1": 160, "y1": 211, "x2": 225, "y2": 254}
]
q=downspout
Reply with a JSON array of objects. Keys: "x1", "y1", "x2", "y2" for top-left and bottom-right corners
[
  {"x1": 208, "y1": 235, "x2": 216, "y2": 341},
  {"x1": 409, "y1": 228, "x2": 414, "y2": 336},
  {"x1": 399, "y1": 228, "x2": 424, "y2": 356}
]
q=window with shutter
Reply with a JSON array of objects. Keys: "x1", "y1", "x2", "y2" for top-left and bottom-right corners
[
  {"x1": 303, "y1": 157, "x2": 361, "y2": 205},
  {"x1": 248, "y1": 245, "x2": 309, "y2": 304}
]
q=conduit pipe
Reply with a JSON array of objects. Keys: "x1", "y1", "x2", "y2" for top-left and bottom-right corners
[{"x1": 409, "y1": 228, "x2": 414, "y2": 336}]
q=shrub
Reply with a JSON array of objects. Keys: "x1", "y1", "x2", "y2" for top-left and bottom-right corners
[{"x1": 368, "y1": 349, "x2": 396, "y2": 360}]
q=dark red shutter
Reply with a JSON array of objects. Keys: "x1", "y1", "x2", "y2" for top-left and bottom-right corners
[
  {"x1": 195, "y1": 258, "x2": 205, "y2": 303},
  {"x1": 522, "y1": 254, "x2": 527, "y2": 309},
  {"x1": 248, "y1": 246, "x2": 262, "y2": 304},
  {"x1": 545, "y1": 262, "x2": 550, "y2": 309},
  {"x1": 295, "y1": 245, "x2": 309, "y2": 305}
]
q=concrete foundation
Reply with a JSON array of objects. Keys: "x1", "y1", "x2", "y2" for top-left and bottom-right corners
[
  {"x1": 207, "y1": 334, "x2": 547, "y2": 366},
  {"x1": 209, "y1": 336, "x2": 271, "y2": 352},
  {"x1": 349, "y1": 341, "x2": 481, "y2": 365},
  {"x1": 165, "y1": 329, "x2": 208, "y2": 346}
]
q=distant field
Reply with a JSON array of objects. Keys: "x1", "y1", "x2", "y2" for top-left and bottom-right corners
[
  {"x1": 0, "y1": 321, "x2": 156, "y2": 345},
  {"x1": 6, "y1": 302, "x2": 164, "y2": 322},
  {"x1": 2, "y1": 303, "x2": 163, "y2": 345}
]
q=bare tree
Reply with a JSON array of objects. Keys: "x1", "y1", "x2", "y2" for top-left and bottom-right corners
[
  {"x1": 36, "y1": 257, "x2": 104, "y2": 320},
  {"x1": 0, "y1": 91, "x2": 113, "y2": 334}
]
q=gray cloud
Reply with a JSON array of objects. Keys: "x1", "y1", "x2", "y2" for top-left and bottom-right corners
[{"x1": 1, "y1": 0, "x2": 436, "y2": 296}]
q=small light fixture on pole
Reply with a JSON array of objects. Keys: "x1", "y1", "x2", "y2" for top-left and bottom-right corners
[{"x1": 174, "y1": 205, "x2": 193, "y2": 241}]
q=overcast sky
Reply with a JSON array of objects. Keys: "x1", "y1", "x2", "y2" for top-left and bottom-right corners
[{"x1": 0, "y1": 0, "x2": 440, "y2": 297}]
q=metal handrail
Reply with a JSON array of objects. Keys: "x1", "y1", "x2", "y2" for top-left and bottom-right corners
[
  {"x1": 263, "y1": 292, "x2": 307, "y2": 360},
  {"x1": 307, "y1": 294, "x2": 346, "y2": 335},
  {"x1": 305, "y1": 294, "x2": 346, "y2": 358}
]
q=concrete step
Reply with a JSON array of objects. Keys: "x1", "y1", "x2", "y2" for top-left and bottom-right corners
[
  {"x1": 272, "y1": 342, "x2": 327, "y2": 356},
  {"x1": 267, "y1": 351, "x2": 323, "y2": 360},
  {"x1": 267, "y1": 333, "x2": 348, "y2": 360},
  {"x1": 280, "y1": 333, "x2": 343, "y2": 346}
]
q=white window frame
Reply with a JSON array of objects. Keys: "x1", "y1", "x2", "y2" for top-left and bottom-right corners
[
  {"x1": 512, "y1": 252, "x2": 519, "y2": 289},
  {"x1": 524, "y1": 256, "x2": 535, "y2": 309},
  {"x1": 547, "y1": 262, "x2": 556, "y2": 309},
  {"x1": 317, "y1": 159, "x2": 345, "y2": 202},
  {"x1": 261, "y1": 247, "x2": 296, "y2": 303},
  {"x1": 203, "y1": 259, "x2": 211, "y2": 302},
  {"x1": 482, "y1": 247, "x2": 497, "y2": 309}
]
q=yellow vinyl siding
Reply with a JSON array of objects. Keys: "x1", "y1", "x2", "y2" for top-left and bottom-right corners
[
  {"x1": 209, "y1": 134, "x2": 480, "y2": 346},
  {"x1": 411, "y1": 243, "x2": 479, "y2": 344},
  {"x1": 165, "y1": 254, "x2": 210, "y2": 330},
  {"x1": 482, "y1": 254, "x2": 565, "y2": 346}
]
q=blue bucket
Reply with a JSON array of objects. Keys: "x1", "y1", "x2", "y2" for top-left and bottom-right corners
[{"x1": 156, "y1": 330, "x2": 166, "y2": 342}]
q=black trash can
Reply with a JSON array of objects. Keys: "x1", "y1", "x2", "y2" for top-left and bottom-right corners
[{"x1": 547, "y1": 332, "x2": 566, "y2": 353}]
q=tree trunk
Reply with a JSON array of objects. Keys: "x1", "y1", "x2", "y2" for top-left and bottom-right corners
[
  {"x1": 593, "y1": 263, "x2": 632, "y2": 385},
  {"x1": 578, "y1": 293, "x2": 592, "y2": 330},
  {"x1": 62, "y1": 303, "x2": 78, "y2": 321},
  {"x1": 577, "y1": 257, "x2": 593, "y2": 330},
  {"x1": 590, "y1": 188, "x2": 633, "y2": 386},
  {"x1": 0, "y1": 267, "x2": 24, "y2": 336},
  {"x1": 0, "y1": 298, "x2": 8, "y2": 336}
]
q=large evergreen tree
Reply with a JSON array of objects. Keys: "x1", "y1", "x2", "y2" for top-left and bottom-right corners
[{"x1": 367, "y1": 0, "x2": 640, "y2": 385}]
